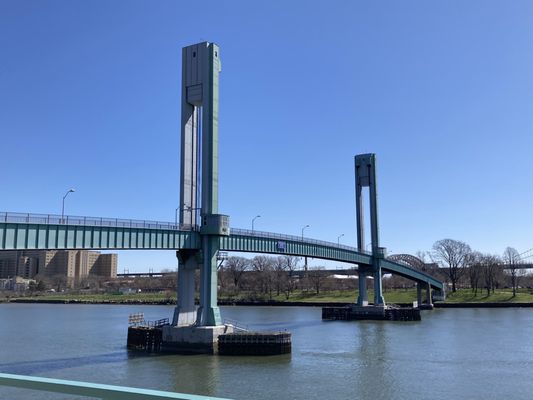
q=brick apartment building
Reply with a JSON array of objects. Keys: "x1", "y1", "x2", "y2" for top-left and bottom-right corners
[{"x1": 0, "y1": 250, "x2": 117, "y2": 280}]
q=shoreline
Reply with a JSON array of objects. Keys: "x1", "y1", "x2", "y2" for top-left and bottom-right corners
[{"x1": 4, "y1": 298, "x2": 533, "y2": 308}]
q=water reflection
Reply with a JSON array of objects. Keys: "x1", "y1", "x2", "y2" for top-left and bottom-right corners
[
  {"x1": 354, "y1": 323, "x2": 395, "y2": 399},
  {"x1": 0, "y1": 352, "x2": 127, "y2": 375}
]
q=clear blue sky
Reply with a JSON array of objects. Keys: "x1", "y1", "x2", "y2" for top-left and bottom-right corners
[{"x1": 1, "y1": 0, "x2": 532, "y2": 272}]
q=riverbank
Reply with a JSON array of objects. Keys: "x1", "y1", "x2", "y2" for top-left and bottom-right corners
[{"x1": 3, "y1": 288, "x2": 533, "y2": 307}]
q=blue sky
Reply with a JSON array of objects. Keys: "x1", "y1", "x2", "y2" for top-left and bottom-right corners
[{"x1": 1, "y1": 0, "x2": 532, "y2": 271}]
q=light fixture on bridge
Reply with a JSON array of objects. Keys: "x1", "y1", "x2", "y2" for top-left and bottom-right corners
[
  {"x1": 301, "y1": 224, "x2": 310, "y2": 240},
  {"x1": 61, "y1": 188, "x2": 75, "y2": 223},
  {"x1": 337, "y1": 233, "x2": 345, "y2": 245},
  {"x1": 252, "y1": 215, "x2": 261, "y2": 232}
]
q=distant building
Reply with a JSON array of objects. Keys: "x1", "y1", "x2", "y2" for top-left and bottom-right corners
[
  {"x1": 0, "y1": 277, "x2": 34, "y2": 292},
  {"x1": 0, "y1": 250, "x2": 117, "y2": 280}
]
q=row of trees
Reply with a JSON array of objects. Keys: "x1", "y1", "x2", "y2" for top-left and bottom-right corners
[
  {"x1": 218, "y1": 255, "x2": 340, "y2": 300},
  {"x1": 431, "y1": 239, "x2": 527, "y2": 296},
  {"x1": 17, "y1": 241, "x2": 527, "y2": 299},
  {"x1": 217, "y1": 240, "x2": 530, "y2": 299}
]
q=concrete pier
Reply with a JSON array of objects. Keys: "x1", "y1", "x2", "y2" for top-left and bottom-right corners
[
  {"x1": 161, "y1": 325, "x2": 234, "y2": 354},
  {"x1": 128, "y1": 324, "x2": 292, "y2": 355},
  {"x1": 218, "y1": 332, "x2": 291, "y2": 356},
  {"x1": 322, "y1": 305, "x2": 421, "y2": 321}
]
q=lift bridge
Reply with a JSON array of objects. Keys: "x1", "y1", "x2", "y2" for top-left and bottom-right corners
[{"x1": 0, "y1": 42, "x2": 444, "y2": 328}]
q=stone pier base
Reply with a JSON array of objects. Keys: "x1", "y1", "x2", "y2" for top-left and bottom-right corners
[{"x1": 161, "y1": 325, "x2": 234, "y2": 354}]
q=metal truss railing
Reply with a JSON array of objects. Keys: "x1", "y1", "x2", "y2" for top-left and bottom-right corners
[
  {"x1": 231, "y1": 227, "x2": 373, "y2": 255},
  {"x1": 0, "y1": 372, "x2": 231, "y2": 400},
  {"x1": 0, "y1": 212, "x2": 195, "y2": 232}
]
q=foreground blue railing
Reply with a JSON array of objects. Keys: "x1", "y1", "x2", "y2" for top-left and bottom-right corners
[{"x1": 0, "y1": 373, "x2": 231, "y2": 400}]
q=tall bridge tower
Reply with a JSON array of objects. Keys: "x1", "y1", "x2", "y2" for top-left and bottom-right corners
[
  {"x1": 355, "y1": 154, "x2": 385, "y2": 307},
  {"x1": 173, "y1": 42, "x2": 229, "y2": 327}
]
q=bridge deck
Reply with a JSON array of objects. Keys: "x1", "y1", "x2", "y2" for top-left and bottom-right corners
[{"x1": 0, "y1": 212, "x2": 444, "y2": 291}]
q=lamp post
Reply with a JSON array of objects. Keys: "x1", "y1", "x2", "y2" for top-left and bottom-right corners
[
  {"x1": 337, "y1": 233, "x2": 345, "y2": 245},
  {"x1": 252, "y1": 215, "x2": 261, "y2": 233},
  {"x1": 61, "y1": 188, "x2": 75, "y2": 223},
  {"x1": 301, "y1": 224, "x2": 310, "y2": 240},
  {"x1": 301, "y1": 224, "x2": 310, "y2": 271}
]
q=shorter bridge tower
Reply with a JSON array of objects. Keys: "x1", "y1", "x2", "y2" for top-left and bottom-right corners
[{"x1": 355, "y1": 154, "x2": 385, "y2": 307}]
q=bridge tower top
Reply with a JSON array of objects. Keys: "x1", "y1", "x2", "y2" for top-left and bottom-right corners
[
  {"x1": 354, "y1": 153, "x2": 380, "y2": 254},
  {"x1": 177, "y1": 42, "x2": 225, "y2": 327},
  {"x1": 180, "y1": 42, "x2": 222, "y2": 225}
]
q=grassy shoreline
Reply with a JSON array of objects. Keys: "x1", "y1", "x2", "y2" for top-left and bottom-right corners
[{"x1": 3, "y1": 288, "x2": 533, "y2": 306}]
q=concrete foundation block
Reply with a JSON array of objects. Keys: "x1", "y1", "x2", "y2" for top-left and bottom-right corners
[{"x1": 161, "y1": 325, "x2": 234, "y2": 354}]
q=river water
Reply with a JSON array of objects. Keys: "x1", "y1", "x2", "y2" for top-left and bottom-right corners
[{"x1": 1, "y1": 304, "x2": 532, "y2": 399}]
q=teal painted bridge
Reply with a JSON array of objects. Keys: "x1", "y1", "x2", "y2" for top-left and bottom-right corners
[{"x1": 0, "y1": 212, "x2": 444, "y2": 291}]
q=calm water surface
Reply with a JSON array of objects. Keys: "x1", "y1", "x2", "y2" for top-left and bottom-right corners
[{"x1": 1, "y1": 304, "x2": 533, "y2": 399}]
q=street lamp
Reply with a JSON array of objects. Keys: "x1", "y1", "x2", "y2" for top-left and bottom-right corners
[
  {"x1": 301, "y1": 224, "x2": 310, "y2": 271},
  {"x1": 337, "y1": 233, "x2": 345, "y2": 245},
  {"x1": 252, "y1": 215, "x2": 261, "y2": 232},
  {"x1": 61, "y1": 188, "x2": 75, "y2": 223},
  {"x1": 301, "y1": 224, "x2": 310, "y2": 240}
]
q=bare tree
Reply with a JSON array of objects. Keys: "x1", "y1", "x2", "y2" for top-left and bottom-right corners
[
  {"x1": 432, "y1": 239, "x2": 472, "y2": 292},
  {"x1": 50, "y1": 274, "x2": 68, "y2": 292},
  {"x1": 273, "y1": 257, "x2": 288, "y2": 297},
  {"x1": 224, "y1": 256, "x2": 249, "y2": 292},
  {"x1": 503, "y1": 247, "x2": 522, "y2": 297},
  {"x1": 252, "y1": 256, "x2": 275, "y2": 300},
  {"x1": 160, "y1": 273, "x2": 177, "y2": 291},
  {"x1": 467, "y1": 252, "x2": 483, "y2": 296},
  {"x1": 480, "y1": 254, "x2": 501, "y2": 296},
  {"x1": 307, "y1": 267, "x2": 325, "y2": 294},
  {"x1": 281, "y1": 256, "x2": 300, "y2": 299}
]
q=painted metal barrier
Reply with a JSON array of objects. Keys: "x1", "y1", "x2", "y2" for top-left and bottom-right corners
[
  {"x1": 0, "y1": 373, "x2": 231, "y2": 400},
  {"x1": 0, "y1": 211, "x2": 195, "y2": 231}
]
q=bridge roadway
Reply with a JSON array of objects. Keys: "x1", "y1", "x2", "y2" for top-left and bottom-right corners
[{"x1": 0, "y1": 212, "x2": 444, "y2": 291}]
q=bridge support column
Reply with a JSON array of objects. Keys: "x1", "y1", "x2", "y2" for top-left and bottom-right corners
[
  {"x1": 172, "y1": 250, "x2": 198, "y2": 327},
  {"x1": 416, "y1": 283, "x2": 423, "y2": 306},
  {"x1": 357, "y1": 266, "x2": 369, "y2": 306},
  {"x1": 425, "y1": 282, "x2": 433, "y2": 306},
  {"x1": 197, "y1": 235, "x2": 222, "y2": 326},
  {"x1": 373, "y1": 259, "x2": 385, "y2": 306}
]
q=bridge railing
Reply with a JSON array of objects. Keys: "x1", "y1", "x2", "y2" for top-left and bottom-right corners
[
  {"x1": 0, "y1": 212, "x2": 196, "y2": 232},
  {"x1": 231, "y1": 227, "x2": 373, "y2": 255}
]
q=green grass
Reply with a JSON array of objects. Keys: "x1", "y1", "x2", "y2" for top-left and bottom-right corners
[
  {"x1": 443, "y1": 288, "x2": 533, "y2": 303},
  {"x1": 6, "y1": 292, "x2": 175, "y2": 303},
  {"x1": 5, "y1": 288, "x2": 533, "y2": 304},
  {"x1": 266, "y1": 289, "x2": 419, "y2": 304},
  {"x1": 269, "y1": 290, "x2": 356, "y2": 303}
]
